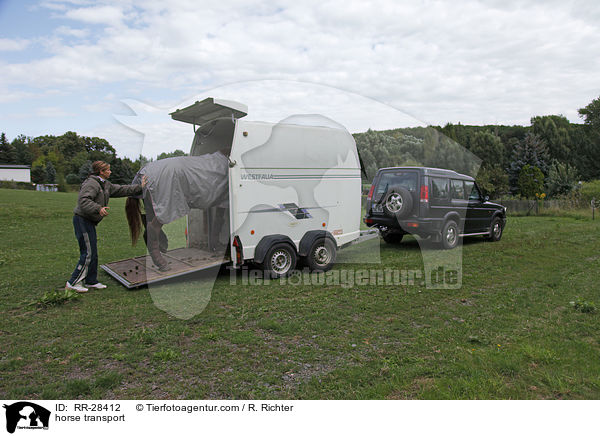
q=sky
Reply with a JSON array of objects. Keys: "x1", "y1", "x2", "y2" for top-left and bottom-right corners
[{"x1": 0, "y1": 0, "x2": 599, "y2": 159}]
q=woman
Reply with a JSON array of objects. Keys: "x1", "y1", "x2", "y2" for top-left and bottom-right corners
[
  {"x1": 66, "y1": 161, "x2": 145, "y2": 293},
  {"x1": 125, "y1": 152, "x2": 229, "y2": 271}
]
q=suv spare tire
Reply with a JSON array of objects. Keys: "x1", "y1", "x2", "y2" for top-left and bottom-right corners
[{"x1": 383, "y1": 186, "x2": 413, "y2": 219}]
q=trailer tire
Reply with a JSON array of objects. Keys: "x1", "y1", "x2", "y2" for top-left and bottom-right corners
[
  {"x1": 306, "y1": 238, "x2": 337, "y2": 272},
  {"x1": 262, "y1": 243, "x2": 297, "y2": 278}
]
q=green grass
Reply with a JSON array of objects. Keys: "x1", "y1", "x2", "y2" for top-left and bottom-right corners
[{"x1": 1, "y1": 188, "x2": 600, "y2": 399}]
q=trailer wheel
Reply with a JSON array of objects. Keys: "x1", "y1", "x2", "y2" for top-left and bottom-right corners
[
  {"x1": 263, "y1": 243, "x2": 297, "y2": 278},
  {"x1": 306, "y1": 238, "x2": 337, "y2": 272}
]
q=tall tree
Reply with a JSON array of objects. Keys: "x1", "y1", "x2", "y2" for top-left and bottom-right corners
[
  {"x1": 531, "y1": 115, "x2": 571, "y2": 163},
  {"x1": 571, "y1": 124, "x2": 600, "y2": 180},
  {"x1": 31, "y1": 163, "x2": 46, "y2": 184},
  {"x1": 0, "y1": 133, "x2": 17, "y2": 163},
  {"x1": 476, "y1": 165, "x2": 509, "y2": 199},
  {"x1": 78, "y1": 161, "x2": 93, "y2": 182},
  {"x1": 45, "y1": 161, "x2": 57, "y2": 184},
  {"x1": 469, "y1": 131, "x2": 505, "y2": 168},
  {"x1": 109, "y1": 157, "x2": 136, "y2": 184},
  {"x1": 578, "y1": 95, "x2": 600, "y2": 130},
  {"x1": 507, "y1": 133, "x2": 550, "y2": 193},
  {"x1": 56, "y1": 131, "x2": 86, "y2": 160},
  {"x1": 157, "y1": 149, "x2": 187, "y2": 160},
  {"x1": 11, "y1": 135, "x2": 33, "y2": 165}
]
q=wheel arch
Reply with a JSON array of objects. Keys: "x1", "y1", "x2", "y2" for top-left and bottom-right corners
[
  {"x1": 491, "y1": 210, "x2": 506, "y2": 223},
  {"x1": 442, "y1": 211, "x2": 462, "y2": 227},
  {"x1": 253, "y1": 234, "x2": 297, "y2": 264},
  {"x1": 298, "y1": 230, "x2": 337, "y2": 257}
]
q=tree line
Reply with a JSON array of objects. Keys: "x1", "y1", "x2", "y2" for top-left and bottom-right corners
[
  {"x1": 1, "y1": 95, "x2": 599, "y2": 199},
  {"x1": 354, "y1": 95, "x2": 600, "y2": 199},
  {"x1": 0, "y1": 131, "x2": 186, "y2": 188}
]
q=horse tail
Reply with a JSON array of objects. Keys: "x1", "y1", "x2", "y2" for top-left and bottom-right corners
[{"x1": 125, "y1": 197, "x2": 142, "y2": 246}]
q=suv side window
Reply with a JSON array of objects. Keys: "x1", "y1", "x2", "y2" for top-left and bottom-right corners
[
  {"x1": 431, "y1": 177, "x2": 449, "y2": 199},
  {"x1": 451, "y1": 180, "x2": 465, "y2": 200},
  {"x1": 464, "y1": 181, "x2": 480, "y2": 201}
]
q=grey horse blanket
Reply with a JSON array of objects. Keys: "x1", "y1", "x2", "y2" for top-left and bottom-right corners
[{"x1": 133, "y1": 153, "x2": 229, "y2": 224}]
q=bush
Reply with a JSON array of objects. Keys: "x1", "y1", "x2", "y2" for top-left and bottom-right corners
[
  {"x1": 57, "y1": 173, "x2": 68, "y2": 192},
  {"x1": 570, "y1": 298, "x2": 597, "y2": 314},
  {"x1": 0, "y1": 181, "x2": 35, "y2": 190},
  {"x1": 476, "y1": 165, "x2": 509, "y2": 199},
  {"x1": 546, "y1": 161, "x2": 579, "y2": 197},
  {"x1": 28, "y1": 289, "x2": 80, "y2": 308},
  {"x1": 580, "y1": 180, "x2": 600, "y2": 206},
  {"x1": 66, "y1": 173, "x2": 80, "y2": 184},
  {"x1": 518, "y1": 164, "x2": 544, "y2": 199}
]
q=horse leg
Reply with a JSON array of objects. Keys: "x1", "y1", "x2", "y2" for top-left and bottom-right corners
[{"x1": 147, "y1": 218, "x2": 170, "y2": 271}]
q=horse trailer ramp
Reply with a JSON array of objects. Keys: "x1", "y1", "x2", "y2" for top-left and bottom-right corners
[{"x1": 101, "y1": 247, "x2": 229, "y2": 289}]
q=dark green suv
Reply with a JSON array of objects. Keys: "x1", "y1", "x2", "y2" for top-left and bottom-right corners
[{"x1": 364, "y1": 167, "x2": 507, "y2": 249}]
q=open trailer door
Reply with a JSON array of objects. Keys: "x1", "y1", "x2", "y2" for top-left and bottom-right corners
[
  {"x1": 170, "y1": 97, "x2": 247, "y2": 126},
  {"x1": 101, "y1": 248, "x2": 230, "y2": 289}
]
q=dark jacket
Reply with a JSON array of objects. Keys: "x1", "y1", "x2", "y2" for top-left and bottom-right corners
[{"x1": 74, "y1": 175, "x2": 142, "y2": 224}]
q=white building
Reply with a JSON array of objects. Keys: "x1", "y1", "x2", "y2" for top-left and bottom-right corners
[{"x1": 0, "y1": 165, "x2": 31, "y2": 183}]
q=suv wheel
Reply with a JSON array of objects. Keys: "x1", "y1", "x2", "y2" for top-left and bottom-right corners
[
  {"x1": 488, "y1": 217, "x2": 503, "y2": 242},
  {"x1": 441, "y1": 220, "x2": 459, "y2": 250},
  {"x1": 383, "y1": 186, "x2": 413, "y2": 219},
  {"x1": 381, "y1": 231, "x2": 404, "y2": 244},
  {"x1": 306, "y1": 238, "x2": 337, "y2": 272},
  {"x1": 263, "y1": 243, "x2": 297, "y2": 278}
]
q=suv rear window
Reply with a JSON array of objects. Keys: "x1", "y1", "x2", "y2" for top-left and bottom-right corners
[{"x1": 373, "y1": 171, "x2": 418, "y2": 202}]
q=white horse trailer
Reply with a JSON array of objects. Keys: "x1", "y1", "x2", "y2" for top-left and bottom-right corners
[{"x1": 102, "y1": 98, "x2": 364, "y2": 287}]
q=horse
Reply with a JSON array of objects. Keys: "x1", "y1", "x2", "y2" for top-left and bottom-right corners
[{"x1": 125, "y1": 153, "x2": 230, "y2": 271}]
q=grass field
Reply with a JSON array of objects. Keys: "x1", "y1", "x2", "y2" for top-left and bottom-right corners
[{"x1": 1, "y1": 188, "x2": 599, "y2": 399}]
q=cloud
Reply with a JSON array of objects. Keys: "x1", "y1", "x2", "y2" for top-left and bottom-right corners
[
  {"x1": 36, "y1": 106, "x2": 73, "y2": 117},
  {"x1": 2, "y1": 0, "x2": 600, "y2": 152},
  {"x1": 64, "y1": 5, "x2": 125, "y2": 25},
  {"x1": 55, "y1": 26, "x2": 90, "y2": 38},
  {"x1": 95, "y1": 80, "x2": 424, "y2": 159},
  {"x1": 0, "y1": 90, "x2": 38, "y2": 103},
  {"x1": 0, "y1": 38, "x2": 30, "y2": 51},
  {"x1": 37, "y1": 1, "x2": 69, "y2": 12}
]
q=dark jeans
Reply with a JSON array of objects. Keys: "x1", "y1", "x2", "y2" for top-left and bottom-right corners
[{"x1": 68, "y1": 215, "x2": 99, "y2": 286}]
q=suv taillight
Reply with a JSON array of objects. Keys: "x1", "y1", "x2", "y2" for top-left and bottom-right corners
[
  {"x1": 420, "y1": 185, "x2": 429, "y2": 203},
  {"x1": 367, "y1": 184, "x2": 375, "y2": 201}
]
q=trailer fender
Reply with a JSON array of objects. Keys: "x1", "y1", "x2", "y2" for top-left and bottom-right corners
[
  {"x1": 253, "y1": 235, "x2": 296, "y2": 264},
  {"x1": 298, "y1": 230, "x2": 337, "y2": 257}
]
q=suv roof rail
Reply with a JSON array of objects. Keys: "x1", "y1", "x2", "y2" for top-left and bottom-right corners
[{"x1": 377, "y1": 166, "x2": 474, "y2": 180}]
